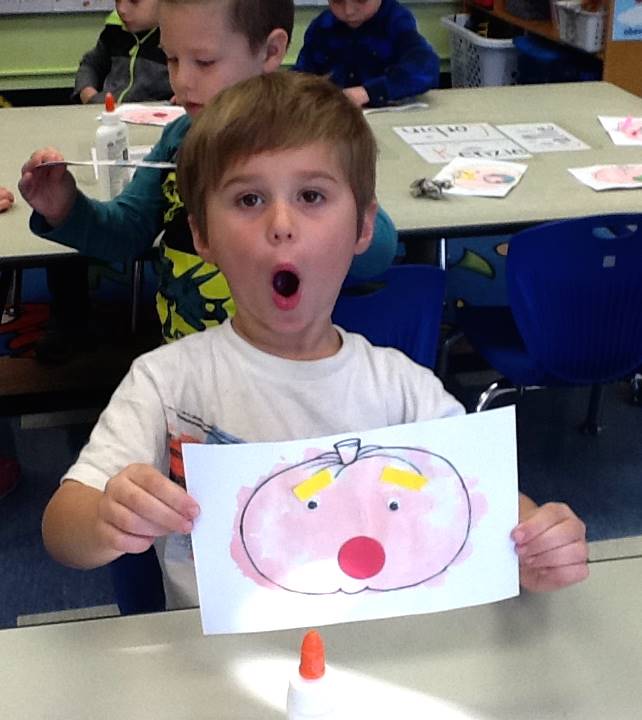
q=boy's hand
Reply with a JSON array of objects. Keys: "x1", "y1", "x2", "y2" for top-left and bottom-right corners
[
  {"x1": 343, "y1": 86, "x2": 370, "y2": 107},
  {"x1": 18, "y1": 147, "x2": 78, "y2": 227},
  {"x1": 97, "y1": 463, "x2": 200, "y2": 556},
  {"x1": 0, "y1": 187, "x2": 14, "y2": 213},
  {"x1": 79, "y1": 86, "x2": 99, "y2": 104},
  {"x1": 512, "y1": 497, "x2": 589, "y2": 592}
]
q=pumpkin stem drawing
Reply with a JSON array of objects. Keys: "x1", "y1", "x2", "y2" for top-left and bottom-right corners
[{"x1": 334, "y1": 438, "x2": 361, "y2": 465}]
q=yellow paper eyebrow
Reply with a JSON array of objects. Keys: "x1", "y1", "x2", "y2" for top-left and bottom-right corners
[
  {"x1": 380, "y1": 466, "x2": 428, "y2": 491},
  {"x1": 293, "y1": 469, "x2": 333, "y2": 501}
]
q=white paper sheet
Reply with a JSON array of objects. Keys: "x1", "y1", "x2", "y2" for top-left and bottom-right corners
[
  {"x1": 184, "y1": 407, "x2": 520, "y2": 635},
  {"x1": 393, "y1": 123, "x2": 531, "y2": 164},
  {"x1": 568, "y1": 163, "x2": 642, "y2": 190},
  {"x1": 432, "y1": 157, "x2": 528, "y2": 198},
  {"x1": 598, "y1": 115, "x2": 642, "y2": 146},
  {"x1": 116, "y1": 104, "x2": 186, "y2": 126},
  {"x1": 497, "y1": 123, "x2": 589, "y2": 153}
]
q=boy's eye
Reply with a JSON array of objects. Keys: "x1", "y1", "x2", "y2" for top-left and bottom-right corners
[
  {"x1": 300, "y1": 190, "x2": 324, "y2": 204},
  {"x1": 196, "y1": 59, "x2": 216, "y2": 68},
  {"x1": 238, "y1": 193, "x2": 263, "y2": 208}
]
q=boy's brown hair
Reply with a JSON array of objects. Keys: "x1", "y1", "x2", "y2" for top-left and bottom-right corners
[
  {"x1": 160, "y1": 0, "x2": 294, "y2": 52},
  {"x1": 178, "y1": 71, "x2": 377, "y2": 239}
]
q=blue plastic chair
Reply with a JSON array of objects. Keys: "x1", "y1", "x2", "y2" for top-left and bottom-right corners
[
  {"x1": 457, "y1": 214, "x2": 642, "y2": 432},
  {"x1": 109, "y1": 546, "x2": 166, "y2": 615},
  {"x1": 332, "y1": 263, "x2": 446, "y2": 370}
]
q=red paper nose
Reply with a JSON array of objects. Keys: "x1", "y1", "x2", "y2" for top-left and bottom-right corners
[{"x1": 338, "y1": 536, "x2": 385, "y2": 579}]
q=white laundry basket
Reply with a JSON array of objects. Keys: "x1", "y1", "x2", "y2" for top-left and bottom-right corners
[
  {"x1": 555, "y1": 1, "x2": 605, "y2": 52},
  {"x1": 441, "y1": 14, "x2": 519, "y2": 87}
]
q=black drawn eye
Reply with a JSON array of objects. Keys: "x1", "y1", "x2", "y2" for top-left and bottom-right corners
[
  {"x1": 388, "y1": 499, "x2": 399, "y2": 511},
  {"x1": 307, "y1": 498, "x2": 319, "y2": 510}
]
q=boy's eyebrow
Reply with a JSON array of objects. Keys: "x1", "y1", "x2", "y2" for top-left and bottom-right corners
[{"x1": 221, "y1": 170, "x2": 342, "y2": 190}]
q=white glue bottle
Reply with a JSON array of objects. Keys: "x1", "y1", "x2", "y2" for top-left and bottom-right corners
[
  {"x1": 95, "y1": 92, "x2": 129, "y2": 200},
  {"x1": 287, "y1": 630, "x2": 339, "y2": 720}
]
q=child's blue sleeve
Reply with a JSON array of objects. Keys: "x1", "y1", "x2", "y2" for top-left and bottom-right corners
[
  {"x1": 363, "y1": 12, "x2": 440, "y2": 107},
  {"x1": 29, "y1": 118, "x2": 188, "y2": 262},
  {"x1": 29, "y1": 164, "x2": 165, "y2": 262},
  {"x1": 291, "y1": 15, "x2": 328, "y2": 74},
  {"x1": 348, "y1": 206, "x2": 399, "y2": 279}
]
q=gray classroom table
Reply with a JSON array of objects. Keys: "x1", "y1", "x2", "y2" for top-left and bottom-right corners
[
  {"x1": 369, "y1": 81, "x2": 642, "y2": 244},
  {"x1": 1, "y1": 548, "x2": 640, "y2": 719},
  {"x1": 0, "y1": 104, "x2": 162, "y2": 263},
  {"x1": 0, "y1": 104, "x2": 163, "y2": 321},
  {"x1": 1, "y1": 82, "x2": 641, "y2": 307}
]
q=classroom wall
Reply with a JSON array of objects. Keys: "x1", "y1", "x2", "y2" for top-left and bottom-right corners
[{"x1": 0, "y1": 3, "x2": 458, "y2": 92}]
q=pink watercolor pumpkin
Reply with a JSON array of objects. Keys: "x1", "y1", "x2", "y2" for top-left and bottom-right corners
[{"x1": 237, "y1": 438, "x2": 471, "y2": 594}]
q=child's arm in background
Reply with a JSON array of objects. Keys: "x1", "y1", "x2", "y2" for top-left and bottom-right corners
[
  {"x1": 72, "y1": 31, "x2": 112, "y2": 104},
  {"x1": 18, "y1": 148, "x2": 78, "y2": 227},
  {"x1": 18, "y1": 115, "x2": 186, "y2": 262},
  {"x1": 358, "y1": 13, "x2": 440, "y2": 107},
  {"x1": 291, "y1": 15, "x2": 330, "y2": 76},
  {"x1": 43, "y1": 468, "x2": 199, "y2": 569},
  {"x1": 513, "y1": 493, "x2": 589, "y2": 592},
  {"x1": 0, "y1": 187, "x2": 15, "y2": 213}
]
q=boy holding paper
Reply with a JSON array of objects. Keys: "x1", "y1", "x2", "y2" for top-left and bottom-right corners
[{"x1": 41, "y1": 72, "x2": 588, "y2": 609}]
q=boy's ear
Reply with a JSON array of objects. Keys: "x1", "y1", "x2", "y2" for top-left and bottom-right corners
[
  {"x1": 354, "y1": 200, "x2": 378, "y2": 256},
  {"x1": 188, "y1": 213, "x2": 212, "y2": 260},
  {"x1": 261, "y1": 29, "x2": 288, "y2": 73}
]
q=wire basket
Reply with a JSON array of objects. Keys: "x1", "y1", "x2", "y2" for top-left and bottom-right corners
[
  {"x1": 555, "y1": 1, "x2": 606, "y2": 52},
  {"x1": 441, "y1": 14, "x2": 519, "y2": 87}
]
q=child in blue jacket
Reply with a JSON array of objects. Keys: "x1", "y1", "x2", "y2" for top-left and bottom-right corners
[{"x1": 293, "y1": 0, "x2": 440, "y2": 108}]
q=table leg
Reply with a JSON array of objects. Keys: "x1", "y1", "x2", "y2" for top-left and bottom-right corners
[
  {"x1": 130, "y1": 258, "x2": 144, "y2": 336},
  {"x1": 0, "y1": 268, "x2": 14, "y2": 324}
]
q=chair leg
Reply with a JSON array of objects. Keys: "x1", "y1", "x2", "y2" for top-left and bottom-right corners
[
  {"x1": 1, "y1": 269, "x2": 21, "y2": 324},
  {"x1": 0, "y1": 270, "x2": 13, "y2": 324},
  {"x1": 580, "y1": 383, "x2": 604, "y2": 435},
  {"x1": 130, "y1": 258, "x2": 144, "y2": 336},
  {"x1": 631, "y1": 374, "x2": 642, "y2": 407},
  {"x1": 476, "y1": 379, "x2": 518, "y2": 412},
  {"x1": 436, "y1": 330, "x2": 463, "y2": 379}
]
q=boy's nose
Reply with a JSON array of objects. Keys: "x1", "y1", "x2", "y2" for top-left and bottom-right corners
[
  {"x1": 268, "y1": 203, "x2": 295, "y2": 244},
  {"x1": 172, "y1": 64, "x2": 193, "y2": 92}
]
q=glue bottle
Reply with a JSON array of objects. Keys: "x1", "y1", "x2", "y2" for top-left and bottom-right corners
[
  {"x1": 287, "y1": 630, "x2": 338, "y2": 720},
  {"x1": 95, "y1": 92, "x2": 129, "y2": 200}
]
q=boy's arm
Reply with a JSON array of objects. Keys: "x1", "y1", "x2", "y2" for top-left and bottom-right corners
[
  {"x1": 43, "y1": 480, "x2": 124, "y2": 568},
  {"x1": 43, "y1": 468, "x2": 198, "y2": 569},
  {"x1": 362, "y1": 17, "x2": 440, "y2": 106},
  {"x1": 512, "y1": 493, "x2": 589, "y2": 592},
  {"x1": 24, "y1": 118, "x2": 186, "y2": 261},
  {"x1": 291, "y1": 18, "x2": 330, "y2": 75},
  {"x1": 42, "y1": 355, "x2": 199, "y2": 569},
  {"x1": 0, "y1": 187, "x2": 14, "y2": 212},
  {"x1": 28, "y1": 167, "x2": 164, "y2": 262},
  {"x1": 72, "y1": 32, "x2": 112, "y2": 104}
]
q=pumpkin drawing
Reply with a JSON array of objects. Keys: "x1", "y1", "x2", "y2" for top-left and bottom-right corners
[{"x1": 238, "y1": 437, "x2": 471, "y2": 595}]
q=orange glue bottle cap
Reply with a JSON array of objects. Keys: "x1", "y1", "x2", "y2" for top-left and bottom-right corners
[
  {"x1": 104, "y1": 92, "x2": 116, "y2": 113},
  {"x1": 299, "y1": 630, "x2": 325, "y2": 680},
  {"x1": 287, "y1": 629, "x2": 336, "y2": 719}
]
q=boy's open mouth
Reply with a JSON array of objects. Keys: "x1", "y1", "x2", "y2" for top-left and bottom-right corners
[{"x1": 272, "y1": 269, "x2": 300, "y2": 298}]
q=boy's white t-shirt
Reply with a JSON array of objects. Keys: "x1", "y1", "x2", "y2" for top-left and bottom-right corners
[{"x1": 65, "y1": 321, "x2": 464, "y2": 608}]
